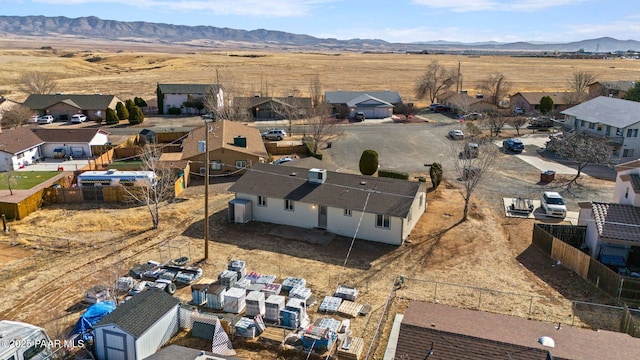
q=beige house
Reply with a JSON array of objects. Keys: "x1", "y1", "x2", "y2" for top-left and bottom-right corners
[
  {"x1": 180, "y1": 120, "x2": 268, "y2": 176},
  {"x1": 437, "y1": 91, "x2": 498, "y2": 114},
  {"x1": 509, "y1": 92, "x2": 578, "y2": 113},
  {"x1": 22, "y1": 94, "x2": 121, "y2": 122},
  {"x1": 588, "y1": 81, "x2": 636, "y2": 99}
]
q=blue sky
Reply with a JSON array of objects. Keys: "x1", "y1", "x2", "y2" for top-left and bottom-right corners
[{"x1": 2, "y1": 0, "x2": 639, "y2": 43}]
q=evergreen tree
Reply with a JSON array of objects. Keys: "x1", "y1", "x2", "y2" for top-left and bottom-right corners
[
  {"x1": 128, "y1": 105, "x2": 145, "y2": 125},
  {"x1": 359, "y1": 150, "x2": 379, "y2": 175},
  {"x1": 539, "y1": 96, "x2": 554, "y2": 114},
  {"x1": 623, "y1": 81, "x2": 640, "y2": 102},
  {"x1": 116, "y1": 102, "x2": 129, "y2": 120},
  {"x1": 429, "y1": 162, "x2": 443, "y2": 189},
  {"x1": 105, "y1": 108, "x2": 119, "y2": 125}
]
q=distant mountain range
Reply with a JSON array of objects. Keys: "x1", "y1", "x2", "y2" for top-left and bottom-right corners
[{"x1": 0, "y1": 15, "x2": 639, "y2": 53}]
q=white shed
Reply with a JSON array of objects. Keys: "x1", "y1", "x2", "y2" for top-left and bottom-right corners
[
  {"x1": 93, "y1": 289, "x2": 180, "y2": 360},
  {"x1": 228, "y1": 198, "x2": 252, "y2": 224}
]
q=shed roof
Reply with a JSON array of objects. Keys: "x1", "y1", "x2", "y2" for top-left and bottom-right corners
[
  {"x1": 561, "y1": 96, "x2": 640, "y2": 128},
  {"x1": 229, "y1": 163, "x2": 424, "y2": 218},
  {"x1": 591, "y1": 202, "x2": 640, "y2": 242},
  {"x1": 157, "y1": 83, "x2": 222, "y2": 95},
  {"x1": 0, "y1": 127, "x2": 45, "y2": 154},
  {"x1": 324, "y1": 90, "x2": 402, "y2": 105},
  {"x1": 180, "y1": 120, "x2": 268, "y2": 160},
  {"x1": 31, "y1": 128, "x2": 109, "y2": 143},
  {"x1": 396, "y1": 301, "x2": 640, "y2": 360},
  {"x1": 95, "y1": 288, "x2": 179, "y2": 338},
  {"x1": 22, "y1": 94, "x2": 119, "y2": 110}
]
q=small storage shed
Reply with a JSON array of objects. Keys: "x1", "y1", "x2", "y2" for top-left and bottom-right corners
[
  {"x1": 228, "y1": 198, "x2": 252, "y2": 224},
  {"x1": 93, "y1": 289, "x2": 180, "y2": 360}
]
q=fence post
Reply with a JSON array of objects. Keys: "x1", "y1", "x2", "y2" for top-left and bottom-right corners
[{"x1": 618, "y1": 277, "x2": 624, "y2": 303}]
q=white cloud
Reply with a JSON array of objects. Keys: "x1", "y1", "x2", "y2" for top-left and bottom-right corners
[
  {"x1": 33, "y1": 0, "x2": 334, "y2": 17},
  {"x1": 564, "y1": 19, "x2": 640, "y2": 41},
  {"x1": 411, "y1": 0, "x2": 588, "y2": 13}
]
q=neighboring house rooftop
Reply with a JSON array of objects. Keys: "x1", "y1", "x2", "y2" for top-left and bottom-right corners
[
  {"x1": 325, "y1": 90, "x2": 402, "y2": 104},
  {"x1": 615, "y1": 158, "x2": 640, "y2": 172},
  {"x1": 181, "y1": 120, "x2": 267, "y2": 160},
  {"x1": 589, "y1": 202, "x2": 640, "y2": 243},
  {"x1": 345, "y1": 94, "x2": 393, "y2": 108},
  {"x1": 619, "y1": 174, "x2": 640, "y2": 194},
  {"x1": 95, "y1": 288, "x2": 179, "y2": 338},
  {"x1": 590, "y1": 80, "x2": 636, "y2": 91},
  {"x1": 511, "y1": 91, "x2": 577, "y2": 105},
  {"x1": 396, "y1": 301, "x2": 640, "y2": 360},
  {"x1": 229, "y1": 163, "x2": 423, "y2": 218},
  {"x1": 233, "y1": 96, "x2": 311, "y2": 109},
  {"x1": 157, "y1": 83, "x2": 222, "y2": 94},
  {"x1": 22, "y1": 94, "x2": 119, "y2": 110},
  {"x1": 31, "y1": 128, "x2": 110, "y2": 143},
  {"x1": 561, "y1": 96, "x2": 640, "y2": 128},
  {"x1": 439, "y1": 91, "x2": 493, "y2": 105},
  {"x1": 0, "y1": 127, "x2": 45, "y2": 154}
]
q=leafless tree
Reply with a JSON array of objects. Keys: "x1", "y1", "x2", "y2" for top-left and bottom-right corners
[
  {"x1": 478, "y1": 72, "x2": 511, "y2": 106},
  {"x1": 546, "y1": 132, "x2": 611, "y2": 185},
  {"x1": 415, "y1": 60, "x2": 458, "y2": 104},
  {"x1": 20, "y1": 72, "x2": 58, "y2": 94},
  {"x1": 202, "y1": 69, "x2": 248, "y2": 121},
  {"x1": 1, "y1": 104, "x2": 35, "y2": 129},
  {"x1": 452, "y1": 143, "x2": 498, "y2": 221},
  {"x1": 565, "y1": 70, "x2": 597, "y2": 104},
  {"x1": 482, "y1": 112, "x2": 509, "y2": 138},
  {"x1": 122, "y1": 144, "x2": 177, "y2": 229},
  {"x1": 305, "y1": 104, "x2": 344, "y2": 155},
  {"x1": 508, "y1": 116, "x2": 529, "y2": 136},
  {"x1": 309, "y1": 73, "x2": 323, "y2": 108},
  {"x1": 270, "y1": 99, "x2": 300, "y2": 134}
]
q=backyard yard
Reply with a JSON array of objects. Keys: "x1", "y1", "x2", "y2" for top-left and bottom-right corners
[{"x1": 0, "y1": 171, "x2": 59, "y2": 190}]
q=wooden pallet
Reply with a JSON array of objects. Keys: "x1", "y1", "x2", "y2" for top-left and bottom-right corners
[
  {"x1": 337, "y1": 300, "x2": 363, "y2": 318},
  {"x1": 336, "y1": 336, "x2": 364, "y2": 360}
]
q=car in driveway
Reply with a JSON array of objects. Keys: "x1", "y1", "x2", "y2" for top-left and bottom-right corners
[
  {"x1": 70, "y1": 114, "x2": 87, "y2": 123},
  {"x1": 28, "y1": 115, "x2": 39, "y2": 123},
  {"x1": 262, "y1": 129, "x2": 287, "y2": 141},
  {"x1": 541, "y1": 191, "x2": 567, "y2": 219},
  {"x1": 514, "y1": 107, "x2": 525, "y2": 115},
  {"x1": 37, "y1": 115, "x2": 54, "y2": 124},
  {"x1": 429, "y1": 103, "x2": 442, "y2": 111},
  {"x1": 432, "y1": 105, "x2": 450, "y2": 113},
  {"x1": 459, "y1": 112, "x2": 483, "y2": 121},
  {"x1": 448, "y1": 129, "x2": 464, "y2": 140},
  {"x1": 271, "y1": 157, "x2": 294, "y2": 165},
  {"x1": 502, "y1": 138, "x2": 525, "y2": 153}
]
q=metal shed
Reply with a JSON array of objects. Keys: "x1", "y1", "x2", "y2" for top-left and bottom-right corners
[
  {"x1": 228, "y1": 198, "x2": 252, "y2": 224},
  {"x1": 93, "y1": 289, "x2": 180, "y2": 360}
]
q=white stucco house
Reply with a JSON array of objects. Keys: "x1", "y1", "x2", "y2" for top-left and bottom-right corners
[
  {"x1": 578, "y1": 158, "x2": 640, "y2": 263},
  {"x1": 156, "y1": 83, "x2": 223, "y2": 115},
  {"x1": 32, "y1": 128, "x2": 110, "y2": 159},
  {"x1": 0, "y1": 127, "x2": 45, "y2": 171},
  {"x1": 228, "y1": 163, "x2": 427, "y2": 245},
  {"x1": 93, "y1": 289, "x2": 180, "y2": 360},
  {"x1": 561, "y1": 97, "x2": 640, "y2": 163}
]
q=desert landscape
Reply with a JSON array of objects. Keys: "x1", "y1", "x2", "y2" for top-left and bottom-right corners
[{"x1": 0, "y1": 42, "x2": 637, "y2": 359}]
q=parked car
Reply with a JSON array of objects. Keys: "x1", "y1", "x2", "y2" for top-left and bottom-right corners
[
  {"x1": 459, "y1": 112, "x2": 483, "y2": 121},
  {"x1": 262, "y1": 129, "x2": 287, "y2": 141},
  {"x1": 272, "y1": 157, "x2": 294, "y2": 165},
  {"x1": 429, "y1": 103, "x2": 442, "y2": 111},
  {"x1": 541, "y1": 191, "x2": 567, "y2": 219},
  {"x1": 502, "y1": 138, "x2": 525, "y2": 153},
  {"x1": 459, "y1": 143, "x2": 479, "y2": 159},
  {"x1": 201, "y1": 113, "x2": 215, "y2": 120},
  {"x1": 514, "y1": 107, "x2": 525, "y2": 115},
  {"x1": 28, "y1": 115, "x2": 39, "y2": 123},
  {"x1": 354, "y1": 111, "x2": 365, "y2": 121},
  {"x1": 433, "y1": 105, "x2": 450, "y2": 113},
  {"x1": 37, "y1": 115, "x2": 54, "y2": 124},
  {"x1": 70, "y1": 114, "x2": 87, "y2": 123},
  {"x1": 448, "y1": 129, "x2": 465, "y2": 140},
  {"x1": 53, "y1": 148, "x2": 67, "y2": 159}
]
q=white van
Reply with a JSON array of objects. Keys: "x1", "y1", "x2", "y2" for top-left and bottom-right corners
[{"x1": 0, "y1": 320, "x2": 53, "y2": 360}]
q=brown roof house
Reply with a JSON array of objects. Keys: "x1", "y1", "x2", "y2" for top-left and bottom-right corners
[
  {"x1": 22, "y1": 94, "x2": 121, "y2": 122},
  {"x1": 578, "y1": 158, "x2": 640, "y2": 262},
  {"x1": 437, "y1": 91, "x2": 498, "y2": 115},
  {"x1": 0, "y1": 127, "x2": 45, "y2": 171},
  {"x1": 589, "y1": 81, "x2": 636, "y2": 99},
  {"x1": 392, "y1": 301, "x2": 640, "y2": 360},
  {"x1": 228, "y1": 163, "x2": 427, "y2": 245},
  {"x1": 233, "y1": 96, "x2": 312, "y2": 121},
  {"x1": 180, "y1": 120, "x2": 268, "y2": 177},
  {"x1": 510, "y1": 92, "x2": 579, "y2": 113}
]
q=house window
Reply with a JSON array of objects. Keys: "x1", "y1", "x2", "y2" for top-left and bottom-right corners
[
  {"x1": 588, "y1": 122, "x2": 595, "y2": 129},
  {"x1": 581, "y1": 120, "x2": 586, "y2": 127},
  {"x1": 235, "y1": 160, "x2": 247, "y2": 169},
  {"x1": 344, "y1": 209, "x2": 352, "y2": 217},
  {"x1": 376, "y1": 214, "x2": 390, "y2": 229},
  {"x1": 627, "y1": 129, "x2": 633, "y2": 137},
  {"x1": 597, "y1": 123, "x2": 603, "y2": 131},
  {"x1": 625, "y1": 187, "x2": 629, "y2": 199},
  {"x1": 210, "y1": 160, "x2": 222, "y2": 170},
  {"x1": 623, "y1": 149, "x2": 635, "y2": 158},
  {"x1": 613, "y1": 147, "x2": 619, "y2": 156},
  {"x1": 419, "y1": 194, "x2": 424, "y2": 207},
  {"x1": 606, "y1": 125, "x2": 611, "y2": 136},
  {"x1": 258, "y1": 196, "x2": 267, "y2": 207},
  {"x1": 285, "y1": 200, "x2": 294, "y2": 211}
]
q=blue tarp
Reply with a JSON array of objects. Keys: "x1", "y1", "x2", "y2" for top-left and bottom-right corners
[{"x1": 70, "y1": 301, "x2": 116, "y2": 344}]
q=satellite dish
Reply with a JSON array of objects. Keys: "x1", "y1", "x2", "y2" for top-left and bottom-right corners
[{"x1": 538, "y1": 336, "x2": 555, "y2": 348}]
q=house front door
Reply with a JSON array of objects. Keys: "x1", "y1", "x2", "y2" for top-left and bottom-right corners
[{"x1": 318, "y1": 206, "x2": 327, "y2": 229}]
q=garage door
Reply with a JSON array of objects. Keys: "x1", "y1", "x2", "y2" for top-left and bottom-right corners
[{"x1": 103, "y1": 331, "x2": 127, "y2": 360}]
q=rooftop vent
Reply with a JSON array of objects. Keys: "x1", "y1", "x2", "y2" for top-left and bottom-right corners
[
  {"x1": 290, "y1": 172, "x2": 297, "y2": 177},
  {"x1": 538, "y1": 336, "x2": 555, "y2": 348},
  {"x1": 308, "y1": 168, "x2": 327, "y2": 184},
  {"x1": 360, "y1": 181, "x2": 367, "y2": 185}
]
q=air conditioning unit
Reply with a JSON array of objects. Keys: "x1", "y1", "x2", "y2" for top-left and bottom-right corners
[
  {"x1": 308, "y1": 168, "x2": 327, "y2": 184},
  {"x1": 200, "y1": 167, "x2": 206, "y2": 175}
]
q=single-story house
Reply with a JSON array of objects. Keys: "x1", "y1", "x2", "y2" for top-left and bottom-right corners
[
  {"x1": 392, "y1": 301, "x2": 640, "y2": 359},
  {"x1": 614, "y1": 158, "x2": 640, "y2": 207},
  {"x1": 588, "y1": 81, "x2": 636, "y2": 99},
  {"x1": 180, "y1": 120, "x2": 268, "y2": 176},
  {"x1": 228, "y1": 163, "x2": 427, "y2": 245},
  {"x1": 156, "y1": 83, "x2": 223, "y2": 115},
  {"x1": 509, "y1": 92, "x2": 578, "y2": 113},
  {"x1": 561, "y1": 96, "x2": 640, "y2": 163},
  {"x1": 31, "y1": 128, "x2": 110, "y2": 159},
  {"x1": 22, "y1": 94, "x2": 121, "y2": 122},
  {"x1": 0, "y1": 127, "x2": 45, "y2": 171},
  {"x1": 232, "y1": 96, "x2": 312, "y2": 121},
  {"x1": 93, "y1": 289, "x2": 180, "y2": 360},
  {"x1": 437, "y1": 91, "x2": 499, "y2": 114},
  {"x1": 324, "y1": 90, "x2": 401, "y2": 119}
]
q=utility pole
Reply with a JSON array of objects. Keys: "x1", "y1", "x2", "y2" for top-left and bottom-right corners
[
  {"x1": 456, "y1": 61, "x2": 462, "y2": 93},
  {"x1": 204, "y1": 123, "x2": 210, "y2": 260}
]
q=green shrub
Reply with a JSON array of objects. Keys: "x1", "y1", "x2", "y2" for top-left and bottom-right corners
[
  {"x1": 378, "y1": 169, "x2": 409, "y2": 180},
  {"x1": 105, "y1": 108, "x2": 119, "y2": 125},
  {"x1": 359, "y1": 150, "x2": 379, "y2": 175},
  {"x1": 429, "y1": 162, "x2": 443, "y2": 189},
  {"x1": 116, "y1": 102, "x2": 129, "y2": 120},
  {"x1": 167, "y1": 107, "x2": 182, "y2": 115},
  {"x1": 128, "y1": 106, "x2": 145, "y2": 125}
]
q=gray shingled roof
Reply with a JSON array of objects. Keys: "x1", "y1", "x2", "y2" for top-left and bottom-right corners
[
  {"x1": 396, "y1": 301, "x2": 640, "y2": 360},
  {"x1": 31, "y1": 128, "x2": 109, "y2": 143},
  {"x1": 345, "y1": 94, "x2": 393, "y2": 108},
  {"x1": 95, "y1": 289, "x2": 179, "y2": 338},
  {"x1": 561, "y1": 96, "x2": 640, "y2": 128},
  {"x1": 233, "y1": 96, "x2": 311, "y2": 109},
  {"x1": 631, "y1": 174, "x2": 640, "y2": 193},
  {"x1": 157, "y1": 83, "x2": 221, "y2": 95},
  {"x1": 324, "y1": 91, "x2": 402, "y2": 105},
  {"x1": 22, "y1": 94, "x2": 119, "y2": 110},
  {"x1": 0, "y1": 127, "x2": 45, "y2": 154},
  {"x1": 591, "y1": 202, "x2": 640, "y2": 242},
  {"x1": 593, "y1": 80, "x2": 636, "y2": 91},
  {"x1": 228, "y1": 163, "x2": 423, "y2": 218}
]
